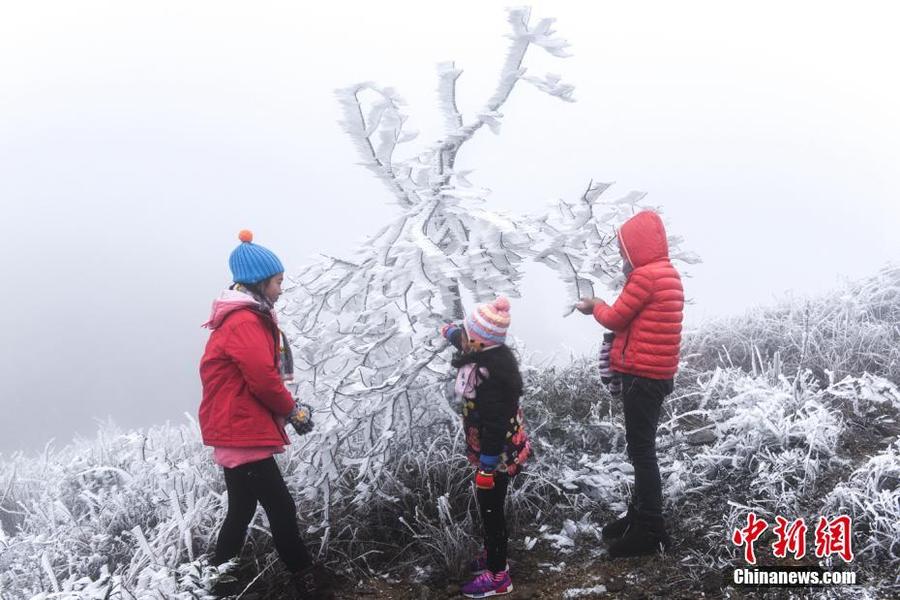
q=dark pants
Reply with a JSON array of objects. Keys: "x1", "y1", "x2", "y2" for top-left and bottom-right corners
[
  {"x1": 213, "y1": 457, "x2": 313, "y2": 572},
  {"x1": 476, "y1": 472, "x2": 510, "y2": 573},
  {"x1": 620, "y1": 374, "x2": 673, "y2": 520}
]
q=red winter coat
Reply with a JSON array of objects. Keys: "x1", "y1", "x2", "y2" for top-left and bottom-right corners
[
  {"x1": 593, "y1": 211, "x2": 684, "y2": 379},
  {"x1": 199, "y1": 299, "x2": 294, "y2": 447}
]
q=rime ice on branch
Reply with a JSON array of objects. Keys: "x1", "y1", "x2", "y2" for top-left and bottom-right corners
[{"x1": 280, "y1": 7, "x2": 696, "y2": 517}]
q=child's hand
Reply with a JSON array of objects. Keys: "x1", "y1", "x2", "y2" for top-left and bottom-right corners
[
  {"x1": 607, "y1": 372, "x2": 623, "y2": 397},
  {"x1": 575, "y1": 298, "x2": 596, "y2": 314},
  {"x1": 441, "y1": 323, "x2": 464, "y2": 350}
]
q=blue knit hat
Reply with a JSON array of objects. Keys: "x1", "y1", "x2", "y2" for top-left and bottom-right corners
[{"x1": 229, "y1": 230, "x2": 284, "y2": 284}]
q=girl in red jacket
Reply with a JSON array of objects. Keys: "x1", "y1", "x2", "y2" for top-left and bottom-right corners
[
  {"x1": 199, "y1": 230, "x2": 330, "y2": 598},
  {"x1": 576, "y1": 210, "x2": 684, "y2": 558}
]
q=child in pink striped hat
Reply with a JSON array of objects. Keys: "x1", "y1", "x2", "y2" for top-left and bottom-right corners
[
  {"x1": 440, "y1": 296, "x2": 531, "y2": 598},
  {"x1": 463, "y1": 295, "x2": 512, "y2": 349}
]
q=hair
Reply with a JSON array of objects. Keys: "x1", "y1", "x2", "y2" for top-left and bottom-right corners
[
  {"x1": 231, "y1": 280, "x2": 263, "y2": 295},
  {"x1": 229, "y1": 276, "x2": 277, "y2": 310}
]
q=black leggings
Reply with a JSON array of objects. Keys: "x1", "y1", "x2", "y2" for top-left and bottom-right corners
[
  {"x1": 476, "y1": 472, "x2": 510, "y2": 573},
  {"x1": 620, "y1": 374, "x2": 673, "y2": 519},
  {"x1": 213, "y1": 457, "x2": 313, "y2": 572}
]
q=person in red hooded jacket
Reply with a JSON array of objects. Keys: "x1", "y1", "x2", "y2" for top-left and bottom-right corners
[
  {"x1": 199, "y1": 230, "x2": 331, "y2": 599},
  {"x1": 575, "y1": 210, "x2": 684, "y2": 558}
]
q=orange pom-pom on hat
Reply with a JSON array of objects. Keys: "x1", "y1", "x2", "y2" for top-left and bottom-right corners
[{"x1": 238, "y1": 229, "x2": 254, "y2": 243}]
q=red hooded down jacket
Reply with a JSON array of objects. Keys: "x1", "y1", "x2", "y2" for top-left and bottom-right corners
[
  {"x1": 199, "y1": 300, "x2": 294, "y2": 447},
  {"x1": 593, "y1": 210, "x2": 684, "y2": 380}
]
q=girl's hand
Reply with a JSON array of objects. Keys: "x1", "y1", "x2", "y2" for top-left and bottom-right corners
[
  {"x1": 288, "y1": 403, "x2": 315, "y2": 436},
  {"x1": 441, "y1": 323, "x2": 464, "y2": 350},
  {"x1": 575, "y1": 298, "x2": 596, "y2": 314}
]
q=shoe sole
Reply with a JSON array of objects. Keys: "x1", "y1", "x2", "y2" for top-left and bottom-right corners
[{"x1": 463, "y1": 583, "x2": 513, "y2": 598}]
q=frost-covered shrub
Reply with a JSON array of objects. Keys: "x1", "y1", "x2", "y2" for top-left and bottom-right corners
[
  {"x1": 0, "y1": 421, "x2": 226, "y2": 599},
  {"x1": 823, "y1": 443, "x2": 900, "y2": 564},
  {"x1": 706, "y1": 375, "x2": 840, "y2": 503},
  {"x1": 655, "y1": 367, "x2": 899, "y2": 584},
  {"x1": 824, "y1": 372, "x2": 900, "y2": 420},
  {"x1": 681, "y1": 264, "x2": 900, "y2": 383},
  {"x1": 524, "y1": 356, "x2": 610, "y2": 425}
]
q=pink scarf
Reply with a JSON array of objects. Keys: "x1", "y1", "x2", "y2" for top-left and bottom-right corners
[
  {"x1": 202, "y1": 289, "x2": 262, "y2": 330},
  {"x1": 455, "y1": 364, "x2": 489, "y2": 399}
]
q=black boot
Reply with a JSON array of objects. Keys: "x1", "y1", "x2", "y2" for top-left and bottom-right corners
[
  {"x1": 292, "y1": 562, "x2": 335, "y2": 600},
  {"x1": 608, "y1": 515, "x2": 671, "y2": 558},
  {"x1": 602, "y1": 504, "x2": 637, "y2": 541}
]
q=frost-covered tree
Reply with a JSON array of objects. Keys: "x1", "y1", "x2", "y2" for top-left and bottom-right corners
[{"x1": 280, "y1": 7, "x2": 696, "y2": 522}]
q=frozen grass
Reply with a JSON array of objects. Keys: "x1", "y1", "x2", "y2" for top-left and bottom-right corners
[
  {"x1": 823, "y1": 442, "x2": 900, "y2": 566},
  {"x1": 1, "y1": 265, "x2": 899, "y2": 598},
  {"x1": 0, "y1": 420, "x2": 223, "y2": 598},
  {"x1": 681, "y1": 264, "x2": 900, "y2": 384}
]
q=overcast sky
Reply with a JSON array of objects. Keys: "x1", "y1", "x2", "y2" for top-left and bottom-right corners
[{"x1": 1, "y1": 1, "x2": 898, "y2": 455}]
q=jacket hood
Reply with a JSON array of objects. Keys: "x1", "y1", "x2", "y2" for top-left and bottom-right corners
[
  {"x1": 202, "y1": 290, "x2": 258, "y2": 330},
  {"x1": 617, "y1": 210, "x2": 669, "y2": 268}
]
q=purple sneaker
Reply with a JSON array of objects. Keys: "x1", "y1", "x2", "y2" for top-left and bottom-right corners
[{"x1": 461, "y1": 570, "x2": 513, "y2": 598}]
